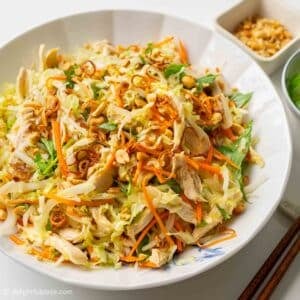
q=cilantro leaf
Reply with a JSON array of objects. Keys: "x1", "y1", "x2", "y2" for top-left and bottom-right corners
[
  {"x1": 34, "y1": 139, "x2": 57, "y2": 178},
  {"x1": 145, "y1": 43, "x2": 154, "y2": 56},
  {"x1": 137, "y1": 236, "x2": 151, "y2": 255},
  {"x1": 216, "y1": 204, "x2": 231, "y2": 221},
  {"x1": 91, "y1": 82, "x2": 102, "y2": 99},
  {"x1": 164, "y1": 64, "x2": 185, "y2": 78},
  {"x1": 64, "y1": 65, "x2": 78, "y2": 89},
  {"x1": 120, "y1": 181, "x2": 132, "y2": 196},
  {"x1": 99, "y1": 122, "x2": 118, "y2": 132},
  {"x1": 166, "y1": 179, "x2": 182, "y2": 194},
  {"x1": 196, "y1": 74, "x2": 217, "y2": 92},
  {"x1": 230, "y1": 92, "x2": 253, "y2": 108},
  {"x1": 46, "y1": 219, "x2": 52, "y2": 231}
]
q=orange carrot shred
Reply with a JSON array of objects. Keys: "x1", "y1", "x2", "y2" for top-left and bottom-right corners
[
  {"x1": 198, "y1": 228, "x2": 237, "y2": 248},
  {"x1": 120, "y1": 256, "x2": 145, "y2": 263},
  {"x1": 142, "y1": 179, "x2": 174, "y2": 246},
  {"x1": 178, "y1": 40, "x2": 189, "y2": 64},
  {"x1": 128, "y1": 211, "x2": 169, "y2": 257},
  {"x1": 9, "y1": 234, "x2": 24, "y2": 245},
  {"x1": 206, "y1": 145, "x2": 214, "y2": 164},
  {"x1": 45, "y1": 193, "x2": 114, "y2": 207},
  {"x1": 139, "y1": 261, "x2": 159, "y2": 269},
  {"x1": 51, "y1": 119, "x2": 68, "y2": 177},
  {"x1": 213, "y1": 148, "x2": 239, "y2": 169},
  {"x1": 196, "y1": 202, "x2": 202, "y2": 222},
  {"x1": 155, "y1": 36, "x2": 174, "y2": 47},
  {"x1": 223, "y1": 127, "x2": 237, "y2": 141}
]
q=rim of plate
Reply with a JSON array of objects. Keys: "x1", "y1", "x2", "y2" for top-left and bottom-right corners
[{"x1": 0, "y1": 9, "x2": 293, "y2": 291}]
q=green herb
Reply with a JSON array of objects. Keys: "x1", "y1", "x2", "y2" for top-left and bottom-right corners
[
  {"x1": 216, "y1": 204, "x2": 231, "y2": 221},
  {"x1": 196, "y1": 74, "x2": 217, "y2": 92},
  {"x1": 164, "y1": 64, "x2": 185, "y2": 78},
  {"x1": 145, "y1": 43, "x2": 154, "y2": 56},
  {"x1": 166, "y1": 179, "x2": 182, "y2": 194},
  {"x1": 64, "y1": 64, "x2": 78, "y2": 89},
  {"x1": 197, "y1": 219, "x2": 208, "y2": 227},
  {"x1": 218, "y1": 121, "x2": 252, "y2": 200},
  {"x1": 139, "y1": 55, "x2": 146, "y2": 65},
  {"x1": 82, "y1": 108, "x2": 90, "y2": 121},
  {"x1": 120, "y1": 181, "x2": 132, "y2": 196},
  {"x1": 230, "y1": 92, "x2": 253, "y2": 108},
  {"x1": 34, "y1": 138, "x2": 57, "y2": 178},
  {"x1": 46, "y1": 219, "x2": 52, "y2": 231},
  {"x1": 99, "y1": 122, "x2": 118, "y2": 132},
  {"x1": 287, "y1": 73, "x2": 300, "y2": 109},
  {"x1": 91, "y1": 82, "x2": 102, "y2": 99},
  {"x1": 137, "y1": 236, "x2": 151, "y2": 255}
]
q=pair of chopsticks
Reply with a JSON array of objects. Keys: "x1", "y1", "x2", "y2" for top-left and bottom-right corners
[{"x1": 239, "y1": 217, "x2": 300, "y2": 300}]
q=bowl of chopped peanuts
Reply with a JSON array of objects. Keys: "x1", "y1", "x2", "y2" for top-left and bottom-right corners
[{"x1": 215, "y1": 0, "x2": 300, "y2": 74}]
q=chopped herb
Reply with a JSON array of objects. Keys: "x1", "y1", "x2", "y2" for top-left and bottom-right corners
[
  {"x1": 99, "y1": 122, "x2": 118, "y2": 132},
  {"x1": 137, "y1": 235, "x2": 151, "y2": 255},
  {"x1": 34, "y1": 138, "x2": 57, "y2": 178},
  {"x1": 197, "y1": 219, "x2": 208, "y2": 227},
  {"x1": 120, "y1": 181, "x2": 132, "y2": 196},
  {"x1": 82, "y1": 108, "x2": 90, "y2": 121},
  {"x1": 196, "y1": 74, "x2": 217, "y2": 92},
  {"x1": 166, "y1": 179, "x2": 182, "y2": 194},
  {"x1": 46, "y1": 219, "x2": 52, "y2": 231},
  {"x1": 139, "y1": 55, "x2": 146, "y2": 65},
  {"x1": 164, "y1": 64, "x2": 185, "y2": 78},
  {"x1": 287, "y1": 73, "x2": 300, "y2": 108},
  {"x1": 91, "y1": 82, "x2": 102, "y2": 99},
  {"x1": 230, "y1": 92, "x2": 253, "y2": 108},
  {"x1": 216, "y1": 205, "x2": 231, "y2": 221},
  {"x1": 145, "y1": 43, "x2": 154, "y2": 56},
  {"x1": 64, "y1": 64, "x2": 78, "y2": 89}
]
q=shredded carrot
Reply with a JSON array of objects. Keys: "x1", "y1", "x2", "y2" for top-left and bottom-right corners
[
  {"x1": 222, "y1": 127, "x2": 237, "y2": 141},
  {"x1": 213, "y1": 148, "x2": 239, "y2": 169},
  {"x1": 143, "y1": 165, "x2": 175, "y2": 184},
  {"x1": 51, "y1": 120, "x2": 68, "y2": 177},
  {"x1": 115, "y1": 83, "x2": 124, "y2": 107},
  {"x1": 104, "y1": 150, "x2": 116, "y2": 171},
  {"x1": 46, "y1": 76, "x2": 66, "y2": 90},
  {"x1": 185, "y1": 156, "x2": 221, "y2": 175},
  {"x1": 45, "y1": 193, "x2": 114, "y2": 207},
  {"x1": 142, "y1": 179, "x2": 174, "y2": 246},
  {"x1": 206, "y1": 145, "x2": 214, "y2": 164},
  {"x1": 195, "y1": 203, "x2": 202, "y2": 222},
  {"x1": 198, "y1": 228, "x2": 237, "y2": 248},
  {"x1": 139, "y1": 261, "x2": 159, "y2": 268},
  {"x1": 154, "y1": 36, "x2": 174, "y2": 47},
  {"x1": 180, "y1": 193, "x2": 194, "y2": 208},
  {"x1": 176, "y1": 238, "x2": 183, "y2": 252},
  {"x1": 120, "y1": 256, "x2": 145, "y2": 263},
  {"x1": 128, "y1": 211, "x2": 169, "y2": 257},
  {"x1": 178, "y1": 40, "x2": 189, "y2": 64},
  {"x1": 9, "y1": 234, "x2": 24, "y2": 245},
  {"x1": 134, "y1": 143, "x2": 162, "y2": 156},
  {"x1": 133, "y1": 159, "x2": 143, "y2": 184}
]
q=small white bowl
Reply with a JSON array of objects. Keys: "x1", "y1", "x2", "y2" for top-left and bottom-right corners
[
  {"x1": 215, "y1": 0, "x2": 300, "y2": 74},
  {"x1": 282, "y1": 50, "x2": 300, "y2": 118}
]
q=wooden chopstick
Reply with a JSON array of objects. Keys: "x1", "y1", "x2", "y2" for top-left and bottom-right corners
[
  {"x1": 239, "y1": 217, "x2": 300, "y2": 300},
  {"x1": 257, "y1": 237, "x2": 300, "y2": 300}
]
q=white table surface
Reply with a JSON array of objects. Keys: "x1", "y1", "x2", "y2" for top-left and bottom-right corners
[{"x1": 0, "y1": 0, "x2": 299, "y2": 299}]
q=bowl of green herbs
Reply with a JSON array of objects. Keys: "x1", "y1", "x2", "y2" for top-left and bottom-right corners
[{"x1": 282, "y1": 49, "x2": 300, "y2": 117}]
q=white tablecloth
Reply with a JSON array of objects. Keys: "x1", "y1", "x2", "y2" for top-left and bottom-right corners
[{"x1": 0, "y1": 1, "x2": 299, "y2": 299}]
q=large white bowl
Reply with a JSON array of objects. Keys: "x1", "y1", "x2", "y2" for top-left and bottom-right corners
[{"x1": 0, "y1": 10, "x2": 292, "y2": 290}]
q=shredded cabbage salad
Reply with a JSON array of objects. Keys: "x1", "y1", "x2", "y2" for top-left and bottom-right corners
[{"x1": 0, "y1": 37, "x2": 263, "y2": 268}]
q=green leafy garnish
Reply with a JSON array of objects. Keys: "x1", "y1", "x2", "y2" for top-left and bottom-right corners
[
  {"x1": 46, "y1": 219, "x2": 52, "y2": 231},
  {"x1": 230, "y1": 92, "x2": 253, "y2": 108},
  {"x1": 164, "y1": 64, "x2": 185, "y2": 78},
  {"x1": 64, "y1": 64, "x2": 78, "y2": 89},
  {"x1": 145, "y1": 43, "x2": 154, "y2": 56},
  {"x1": 216, "y1": 204, "x2": 231, "y2": 221},
  {"x1": 287, "y1": 73, "x2": 300, "y2": 108},
  {"x1": 120, "y1": 181, "x2": 132, "y2": 196},
  {"x1": 197, "y1": 219, "x2": 208, "y2": 227},
  {"x1": 91, "y1": 82, "x2": 102, "y2": 99},
  {"x1": 34, "y1": 138, "x2": 57, "y2": 178},
  {"x1": 82, "y1": 108, "x2": 90, "y2": 121},
  {"x1": 137, "y1": 236, "x2": 151, "y2": 255},
  {"x1": 139, "y1": 55, "x2": 146, "y2": 65},
  {"x1": 196, "y1": 74, "x2": 217, "y2": 92},
  {"x1": 218, "y1": 121, "x2": 252, "y2": 200},
  {"x1": 99, "y1": 122, "x2": 118, "y2": 132},
  {"x1": 166, "y1": 179, "x2": 182, "y2": 194}
]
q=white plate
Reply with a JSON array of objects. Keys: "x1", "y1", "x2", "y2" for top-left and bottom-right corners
[{"x1": 0, "y1": 10, "x2": 292, "y2": 290}]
